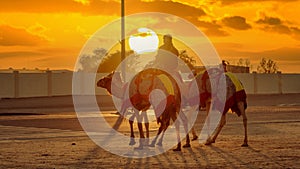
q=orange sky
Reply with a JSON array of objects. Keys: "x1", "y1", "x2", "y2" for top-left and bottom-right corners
[{"x1": 0, "y1": 0, "x2": 300, "y2": 73}]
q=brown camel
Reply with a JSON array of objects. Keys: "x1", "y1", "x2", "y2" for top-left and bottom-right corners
[
  {"x1": 97, "y1": 71, "x2": 145, "y2": 145},
  {"x1": 191, "y1": 64, "x2": 248, "y2": 147},
  {"x1": 97, "y1": 68, "x2": 191, "y2": 151}
]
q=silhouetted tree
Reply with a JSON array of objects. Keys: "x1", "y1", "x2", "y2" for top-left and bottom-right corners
[
  {"x1": 236, "y1": 58, "x2": 253, "y2": 72},
  {"x1": 78, "y1": 48, "x2": 107, "y2": 72},
  {"x1": 178, "y1": 50, "x2": 196, "y2": 70},
  {"x1": 237, "y1": 58, "x2": 250, "y2": 67},
  {"x1": 97, "y1": 50, "x2": 135, "y2": 73},
  {"x1": 257, "y1": 58, "x2": 278, "y2": 73},
  {"x1": 86, "y1": 48, "x2": 196, "y2": 73}
]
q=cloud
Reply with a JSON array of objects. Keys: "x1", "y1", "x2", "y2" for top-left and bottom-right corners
[
  {"x1": 186, "y1": 15, "x2": 252, "y2": 37},
  {"x1": 215, "y1": 0, "x2": 298, "y2": 5},
  {"x1": 0, "y1": 0, "x2": 206, "y2": 18},
  {"x1": 184, "y1": 15, "x2": 251, "y2": 37},
  {"x1": 126, "y1": 0, "x2": 206, "y2": 18},
  {"x1": 221, "y1": 16, "x2": 252, "y2": 30},
  {"x1": 216, "y1": 46, "x2": 300, "y2": 62},
  {"x1": 0, "y1": 1, "x2": 210, "y2": 37},
  {"x1": 73, "y1": 0, "x2": 90, "y2": 6},
  {"x1": 27, "y1": 23, "x2": 51, "y2": 41},
  {"x1": 0, "y1": 47, "x2": 78, "y2": 69},
  {"x1": 196, "y1": 20, "x2": 229, "y2": 36},
  {"x1": 0, "y1": 25, "x2": 48, "y2": 46},
  {"x1": 256, "y1": 16, "x2": 282, "y2": 25},
  {"x1": 0, "y1": 51, "x2": 45, "y2": 61},
  {"x1": 146, "y1": 16, "x2": 229, "y2": 37},
  {"x1": 259, "y1": 47, "x2": 300, "y2": 61},
  {"x1": 27, "y1": 24, "x2": 48, "y2": 35},
  {"x1": 0, "y1": 0, "x2": 120, "y2": 15},
  {"x1": 290, "y1": 27, "x2": 300, "y2": 40},
  {"x1": 256, "y1": 15, "x2": 300, "y2": 40}
]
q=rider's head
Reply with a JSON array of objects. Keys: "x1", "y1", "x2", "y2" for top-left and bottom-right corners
[
  {"x1": 163, "y1": 34, "x2": 173, "y2": 45},
  {"x1": 221, "y1": 60, "x2": 228, "y2": 72}
]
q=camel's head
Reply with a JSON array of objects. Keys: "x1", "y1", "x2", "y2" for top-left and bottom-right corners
[{"x1": 97, "y1": 71, "x2": 114, "y2": 94}]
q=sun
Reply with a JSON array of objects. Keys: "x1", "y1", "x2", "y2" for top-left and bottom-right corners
[{"x1": 129, "y1": 28, "x2": 159, "y2": 54}]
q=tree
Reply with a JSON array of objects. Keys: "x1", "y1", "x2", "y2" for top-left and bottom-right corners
[
  {"x1": 93, "y1": 48, "x2": 197, "y2": 73},
  {"x1": 78, "y1": 48, "x2": 107, "y2": 72},
  {"x1": 235, "y1": 58, "x2": 253, "y2": 72},
  {"x1": 178, "y1": 50, "x2": 196, "y2": 70},
  {"x1": 257, "y1": 58, "x2": 278, "y2": 73},
  {"x1": 97, "y1": 50, "x2": 135, "y2": 73},
  {"x1": 237, "y1": 58, "x2": 250, "y2": 67}
]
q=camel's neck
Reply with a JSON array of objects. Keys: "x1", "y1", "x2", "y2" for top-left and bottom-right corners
[{"x1": 104, "y1": 81, "x2": 112, "y2": 94}]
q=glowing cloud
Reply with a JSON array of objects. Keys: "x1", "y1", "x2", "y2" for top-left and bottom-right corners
[{"x1": 73, "y1": 0, "x2": 90, "y2": 5}]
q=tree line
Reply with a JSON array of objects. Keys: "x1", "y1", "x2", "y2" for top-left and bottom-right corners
[{"x1": 78, "y1": 48, "x2": 279, "y2": 74}]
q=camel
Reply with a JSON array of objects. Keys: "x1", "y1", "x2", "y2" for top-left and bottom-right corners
[
  {"x1": 191, "y1": 64, "x2": 248, "y2": 147},
  {"x1": 97, "y1": 68, "x2": 191, "y2": 151},
  {"x1": 97, "y1": 71, "x2": 145, "y2": 145}
]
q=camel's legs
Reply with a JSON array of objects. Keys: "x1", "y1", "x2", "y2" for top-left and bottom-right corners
[
  {"x1": 173, "y1": 119, "x2": 181, "y2": 151},
  {"x1": 149, "y1": 122, "x2": 165, "y2": 147},
  {"x1": 205, "y1": 114, "x2": 226, "y2": 145},
  {"x1": 129, "y1": 113, "x2": 135, "y2": 137},
  {"x1": 238, "y1": 101, "x2": 248, "y2": 147},
  {"x1": 157, "y1": 130, "x2": 165, "y2": 146},
  {"x1": 191, "y1": 105, "x2": 199, "y2": 141},
  {"x1": 128, "y1": 111, "x2": 150, "y2": 146},
  {"x1": 112, "y1": 100, "x2": 129, "y2": 131},
  {"x1": 135, "y1": 110, "x2": 145, "y2": 149},
  {"x1": 141, "y1": 111, "x2": 150, "y2": 138},
  {"x1": 191, "y1": 127, "x2": 198, "y2": 141},
  {"x1": 206, "y1": 98, "x2": 212, "y2": 137},
  {"x1": 137, "y1": 114, "x2": 145, "y2": 138},
  {"x1": 212, "y1": 114, "x2": 226, "y2": 141},
  {"x1": 141, "y1": 111, "x2": 150, "y2": 145},
  {"x1": 149, "y1": 127, "x2": 160, "y2": 147},
  {"x1": 179, "y1": 112, "x2": 191, "y2": 148},
  {"x1": 128, "y1": 113, "x2": 136, "y2": 145},
  {"x1": 157, "y1": 123, "x2": 168, "y2": 146}
]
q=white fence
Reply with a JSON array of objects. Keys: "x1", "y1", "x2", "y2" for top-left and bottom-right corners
[
  {"x1": 0, "y1": 71, "x2": 299, "y2": 98},
  {"x1": 235, "y1": 73, "x2": 300, "y2": 94}
]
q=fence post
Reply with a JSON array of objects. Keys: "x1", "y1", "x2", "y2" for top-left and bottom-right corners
[
  {"x1": 277, "y1": 71, "x2": 282, "y2": 94},
  {"x1": 13, "y1": 70, "x2": 19, "y2": 98},
  {"x1": 253, "y1": 71, "x2": 257, "y2": 94},
  {"x1": 46, "y1": 70, "x2": 52, "y2": 97}
]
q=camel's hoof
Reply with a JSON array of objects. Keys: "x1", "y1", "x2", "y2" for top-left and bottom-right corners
[
  {"x1": 183, "y1": 143, "x2": 191, "y2": 148},
  {"x1": 156, "y1": 142, "x2": 163, "y2": 146},
  {"x1": 173, "y1": 147, "x2": 181, "y2": 151},
  {"x1": 129, "y1": 138, "x2": 136, "y2": 146},
  {"x1": 144, "y1": 139, "x2": 149, "y2": 146},
  {"x1": 205, "y1": 142, "x2": 212, "y2": 146},
  {"x1": 241, "y1": 143, "x2": 249, "y2": 147},
  {"x1": 204, "y1": 138, "x2": 215, "y2": 145},
  {"x1": 149, "y1": 143, "x2": 155, "y2": 147},
  {"x1": 192, "y1": 136, "x2": 198, "y2": 141},
  {"x1": 134, "y1": 146, "x2": 143, "y2": 150}
]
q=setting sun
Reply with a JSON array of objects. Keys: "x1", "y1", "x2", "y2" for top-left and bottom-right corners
[{"x1": 129, "y1": 28, "x2": 159, "y2": 54}]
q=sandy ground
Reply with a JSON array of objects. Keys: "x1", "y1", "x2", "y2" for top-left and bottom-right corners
[{"x1": 0, "y1": 94, "x2": 299, "y2": 169}]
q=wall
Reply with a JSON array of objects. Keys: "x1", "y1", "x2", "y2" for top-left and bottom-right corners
[
  {"x1": 52, "y1": 72, "x2": 73, "y2": 96},
  {"x1": 281, "y1": 74, "x2": 300, "y2": 93},
  {"x1": 18, "y1": 73, "x2": 48, "y2": 97},
  {"x1": 0, "y1": 71, "x2": 299, "y2": 98},
  {"x1": 0, "y1": 73, "x2": 15, "y2": 98}
]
